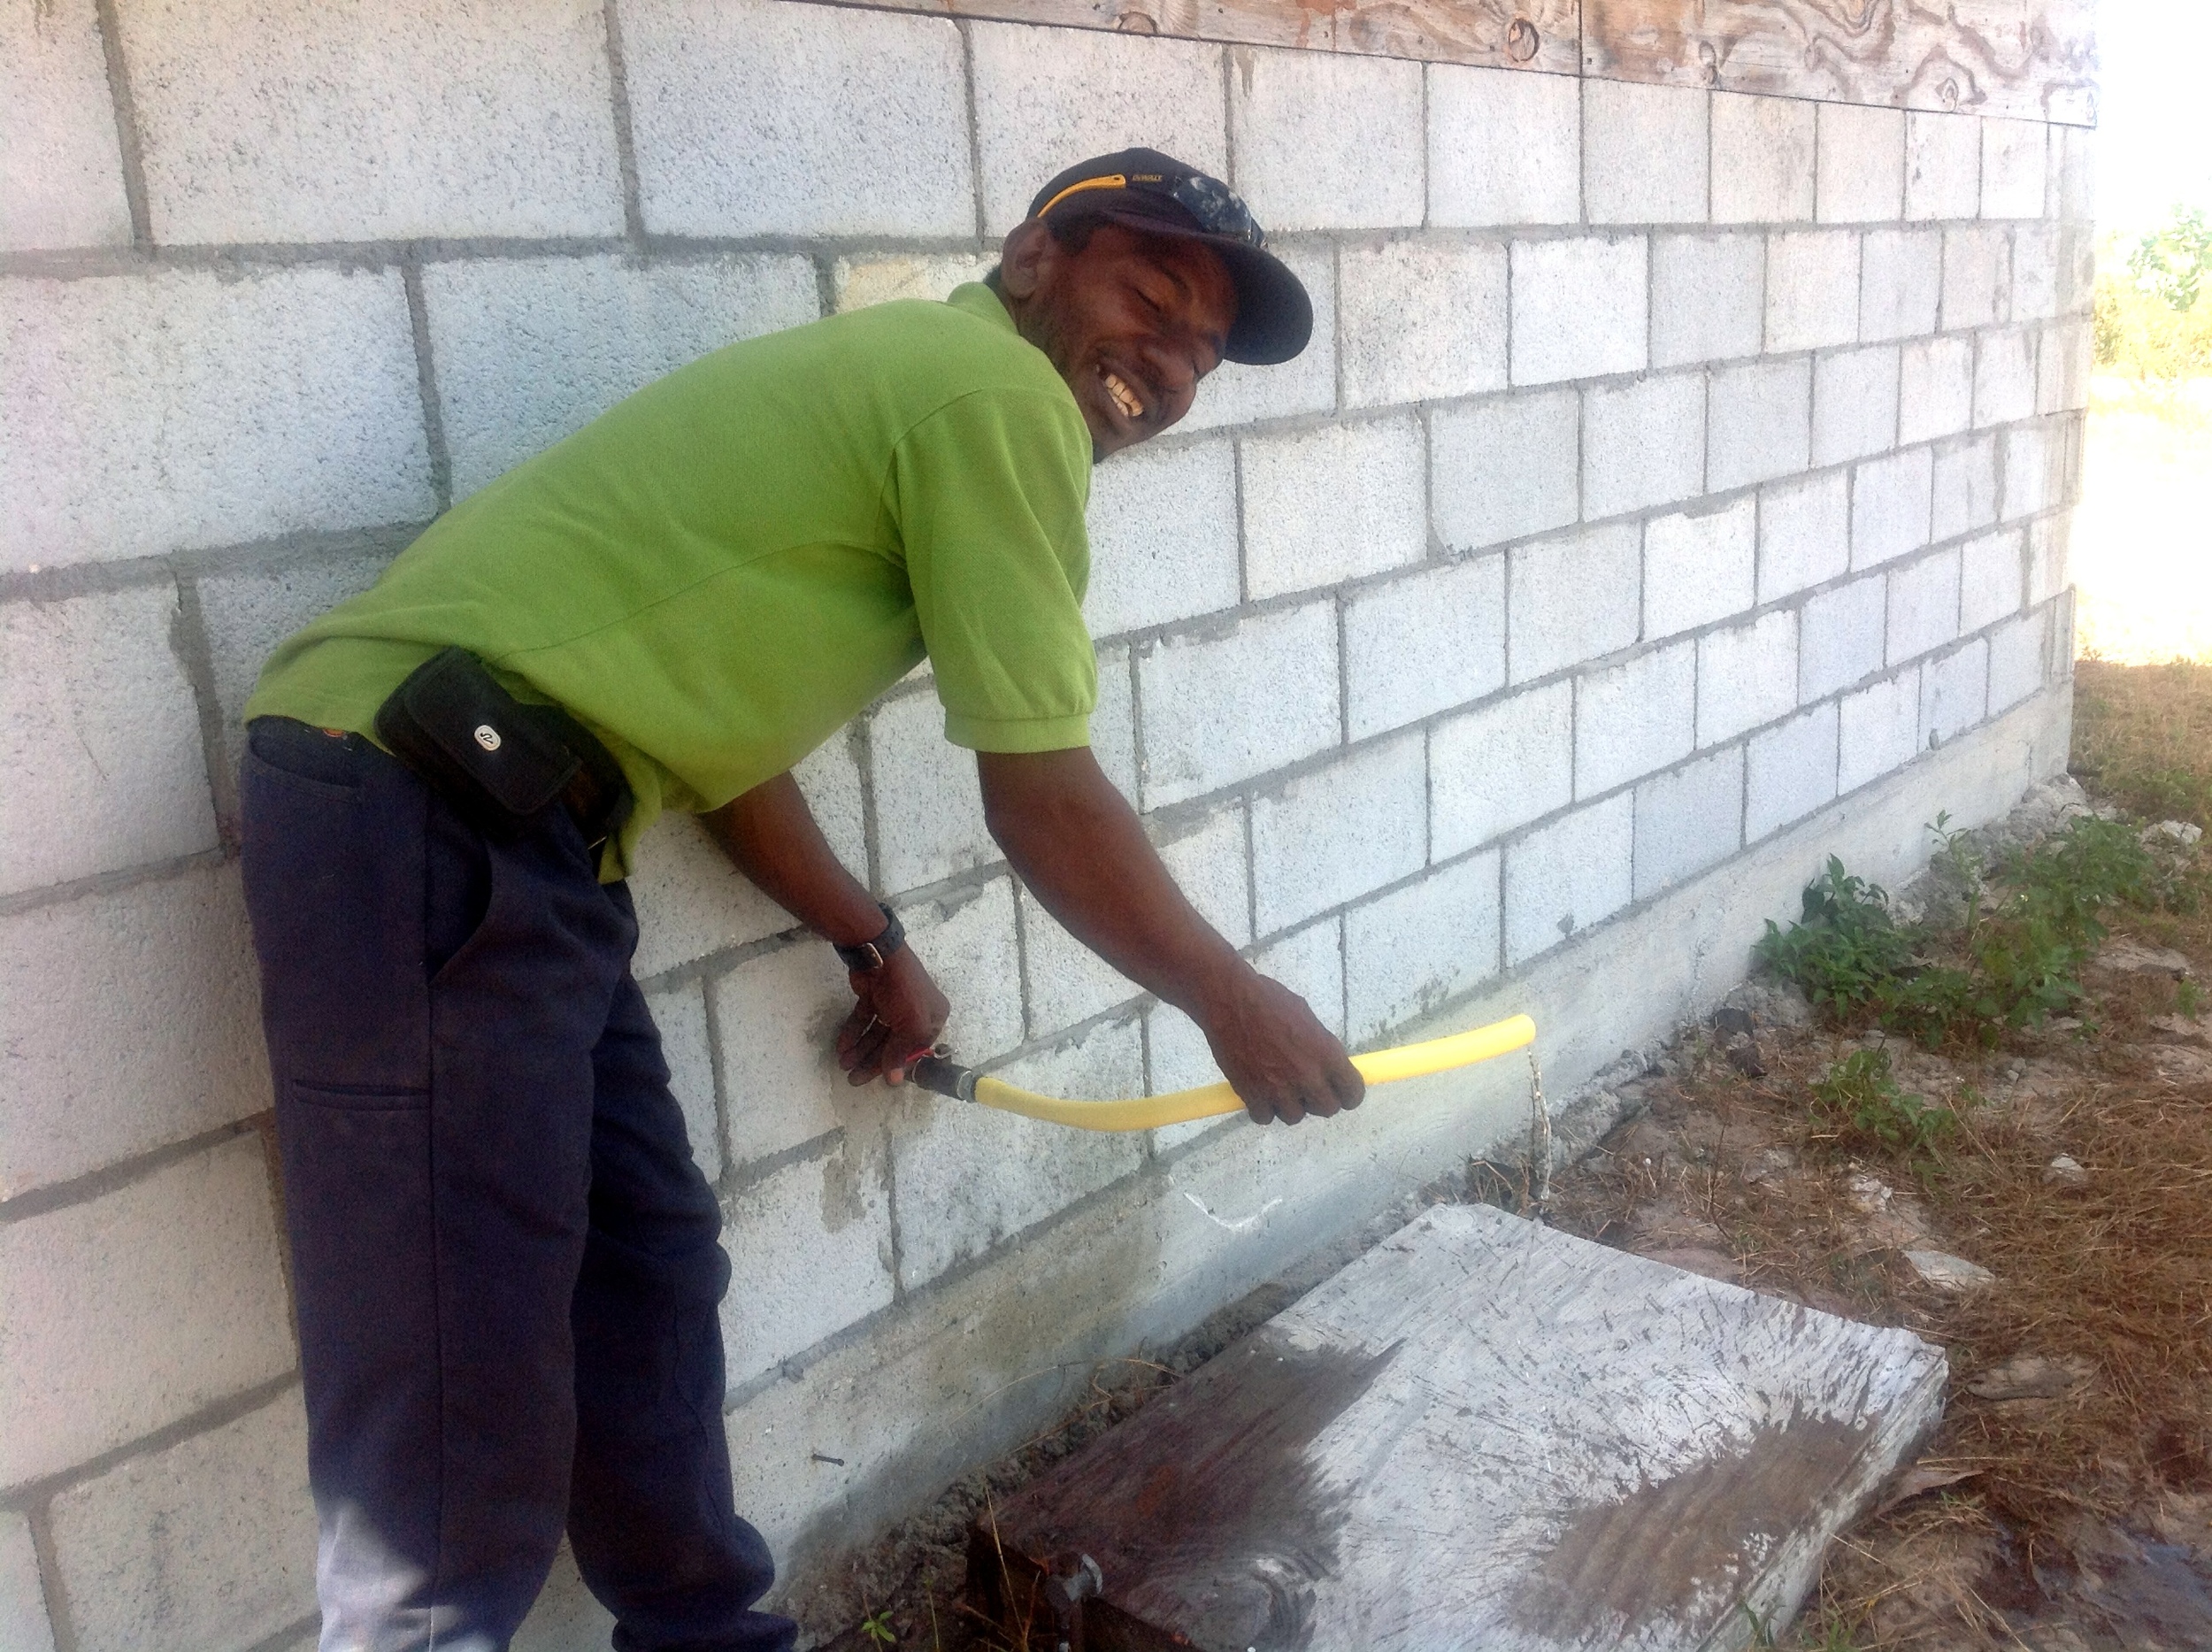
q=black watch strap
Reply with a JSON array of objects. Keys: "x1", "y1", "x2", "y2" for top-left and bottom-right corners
[{"x1": 833, "y1": 904, "x2": 905, "y2": 972}]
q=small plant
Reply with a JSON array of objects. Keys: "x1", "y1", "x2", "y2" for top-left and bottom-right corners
[
  {"x1": 2181, "y1": 978, "x2": 2206, "y2": 1020},
  {"x1": 1755, "y1": 858, "x2": 1914, "y2": 1017},
  {"x1": 859, "y1": 1607, "x2": 898, "y2": 1646},
  {"x1": 1811, "y1": 1049, "x2": 1955, "y2": 1171}
]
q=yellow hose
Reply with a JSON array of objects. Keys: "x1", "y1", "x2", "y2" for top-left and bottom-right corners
[{"x1": 950, "y1": 1012, "x2": 1536, "y2": 1133}]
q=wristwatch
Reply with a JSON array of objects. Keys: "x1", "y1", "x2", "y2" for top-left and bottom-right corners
[{"x1": 833, "y1": 904, "x2": 906, "y2": 972}]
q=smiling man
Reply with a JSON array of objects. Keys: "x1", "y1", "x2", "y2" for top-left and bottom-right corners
[{"x1": 235, "y1": 149, "x2": 1359, "y2": 1651}]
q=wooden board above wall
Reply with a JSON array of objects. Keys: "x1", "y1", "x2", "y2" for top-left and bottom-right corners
[
  {"x1": 1583, "y1": 0, "x2": 2097, "y2": 125},
  {"x1": 798, "y1": 0, "x2": 2093, "y2": 123}
]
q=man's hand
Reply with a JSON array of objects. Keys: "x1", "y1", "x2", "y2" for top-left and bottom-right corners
[
  {"x1": 834, "y1": 948, "x2": 951, "y2": 1087},
  {"x1": 1197, "y1": 968, "x2": 1365, "y2": 1126}
]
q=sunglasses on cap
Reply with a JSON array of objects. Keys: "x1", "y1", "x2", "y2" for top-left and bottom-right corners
[{"x1": 1033, "y1": 169, "x2": 1266, "y2": 250}]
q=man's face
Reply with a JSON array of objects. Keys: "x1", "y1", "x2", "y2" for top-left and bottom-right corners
[{"x1": 1001, "y1": 219, "x2": 1239, "y2": 459}]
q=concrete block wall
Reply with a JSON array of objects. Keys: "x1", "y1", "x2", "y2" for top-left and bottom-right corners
[{"x1": 3, "y1": 2, "x2": 2085, "y2": 1642}]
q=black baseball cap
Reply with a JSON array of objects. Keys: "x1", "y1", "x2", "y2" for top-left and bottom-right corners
[{"x1": 1026, "y1": 148, "x2": 1312, "y2": 366}]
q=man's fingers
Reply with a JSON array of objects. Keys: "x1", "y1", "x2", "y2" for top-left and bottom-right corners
[{"x1": 1329, "y1": 1058, "x2": 1366, "y2": 1110}]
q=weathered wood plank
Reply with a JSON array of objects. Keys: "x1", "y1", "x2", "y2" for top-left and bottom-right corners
[
  {"x1": 790, "y1": 0, "x2": 1581, "y2": 74},
  {"x1": 1584, "y1": 0, "x2": 2097, "y2": 125},
  {"x1": 982, "y1": 1203, "x2": 1947, "y2": 1651}
]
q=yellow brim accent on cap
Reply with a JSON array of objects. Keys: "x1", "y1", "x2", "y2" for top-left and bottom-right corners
[{"x1": 1035, "y1": 173, "x2": 1128, "y2": 219}]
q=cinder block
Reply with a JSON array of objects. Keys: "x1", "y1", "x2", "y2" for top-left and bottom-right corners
[
  {"x1": 1138, "y1": 603, "x2": 1339, "y2": 808},
  {"x1": 971, "y1": 25, "x2": 1225, "y2": 235},
  {"x1": 425, "y1": 254, "x2": 818, "y2": 500},
  {"x1": 1746, "y1": 703, "x2": 1839, "y2": 841},
  {"x1": 1980, "y1": 119, "x2": 2048, "y2": 219},
  {"x1": 1502, "y1": 793, "x2": 1634, "y2": 967},
  {"x1": 118, "y1": 0, "x2": 620, "y2": 242},
  {"x1": 710, "y1": 940, "x2": 856, "y2": 1168},
  {"x1": 1230, "y1": 46, "x2": 1424, "y2": 230},
  {"x1": 1850, "y1": 445, "x2": 1934, "y2": 569},
  {"x1": 1084, "y1": 439, "x2": 1240, "y2": 639},
  {"x1": 1585, "y1": 80, "x2": 1709, "y2": 225},
  {"x1": 1859, "y1": 227, "x2": 1943, "y2": 341},
  {"x1": 1145, "y1": 1003, "x2": 1225, "y2": 1099},
  {"x1": 1899, "y1": 334, "x2": 1976, "y2": 443},
  {"x1": 1813, "y1": 344, "x2": 1901, "y2": 466},
  {"x1": 2037, "y1": 319, "x2": 2093, "y2": 414},
  {"x1": 889, "y1": 1017, "x2": 1144, "y2": 1287},
  {"x1": 1507, "y1": 523, "x2": 1641, "y2": 684},
  {"x1": 1816, "y1": 104, "x2": 1905, "y2": 223},
  {"x1": 1987, "y1": 607, "x2": 2048, "y2": 711},
  {"x1": 0, "y1": 1135, "x2": 294, "y2": 1486},
  {"x1": 1699, "y1": 610, "x2": 1798, "y2": 747},
  {"x1": 1251, "y1": 734, "x2": 1426, "y2": 934},
  {"x1": 721, "y1": 1135, "x2": 895, "y2": 1383},
  {"x1": 1431, "y1": 388, "x2": 1580, "y2": 551},
  {"x1": 1510, "y1": 236, "x2": 1648, "y2": 386},
  {"x1": 1242, "y1": 417, "x2": 1425, "y2": 601},
  {"x1": 869, "y1": 690, "x2": 996, "y2": 895},
  {"x1": 47, "y1": 1391, "x2": 311, "y2": 1652},
  {"x1": 1905, "y1": 111, "x2": 1981, "y2": 222},
  {"x1": 831, "y1": 254, "x2": 998, "y2": 314},
  {"x1": 1343, "y1": 850, "x2": 1500, "y2": 1046},
  {"x1": 1254, "y1": 916, "x2": 1346, "y2": 1039},
  {"x1": 1427, "y1": 65, "x2": 1579, "y2": 226},
  {"x1": 1709, "y1": 93, "x2": 1815, "y2": 224},
  {"x1": 1156, "y1": 804, "x2": 1252, "y2": 948},
  {"x1": 0, "y1": 864, "x2": 267, "y2": 1202},
  {"x1": 1583, "y1": 372, "x2": 1706, "y2": 520},
  {"x1": 1093, "y1": 643, "x2": 1139, "y2": 805},
  {"x1": 2049, "y1": 124, "x2": 2096, "y2": 223},
  {"x1": 1, "y1": 0, "x2": 129, "y2": 250},
  {"x1": 900, "y1": 878, "x2": 1026, "y2": 1065},
  {"x1": 2027, "y1": 511, "x2": 2072, "y2": 605},
  {"x1": 1766, "y1": 230, "x2": 1863, "y2": 352},
  {"x1": 1645, "y1": 496, "x2": 1756, "y2": 641},
  {"x1": 1932, "y1": 432, "x2": 2000, "y2": 541},
  {"x1": 1, "y1": 584, "x2": 217, "y2": 898},
  {"x1": 1020, "y1": 886, "x2": 1141, "y2": 1038},
  {"x1": 1179, "y1": 240, "x2": 1338, "y2": 434},
  {"x1": 4, "y1": 268, "x2": 431, "y2": 571},
  {"x1": 0, "y1": 1506, "x2": 52, "y2": 1652},
  {"x1": 1339, "y1": 242, "x2": 1509, "y2": 407},
  {"x1": 2001, "y1": 420, "x2": 2065, "y2": 520},
  {"x1": 1633, "y1": 747, "x2": 1744, "y2": 899},
  {"x1": 628, "y1": 815, "x2": 801, "y2": 980},
  {"x1": 1344, "y1": 557, "x2": 1506, "y2": 740},
  {"x1": 1799, "y1": 574, "x2": 1888, "y2": 702},
  {"x1": 1756, "y1": 469, "x2": 1850, "y2": 602},
  {"x1": 1887, "y1": 547, "x2": 1962, "y2": 664},
  {"x1": 624, "y1": 0, "x2": 972, "y2": 237},
  {"x1": 2009, "y1": 225, "x2": 2061, "y2": 321},
  {"x1": 1959, "y1": 527, "x2": 2027, "y2": 632},
  {"x1": 1708, "y1": 357, "x2": 1812, "y2": 490},
  {"x1": 1941, "y1": 225, "x2": 2010, "y2": 330},
  {"x1": 1838, "y1": 667, "x2": 1922, "y2": 792},
  {"x1": 1651, "y1": 233, "x2": 1765, "y2": 367},
  {"x1": 639, "y1": 979, "x2": 721, "y2": 1183},
  {"x1": 193, "y1": 541, "x2": 396, "y2": 826},
  {"x1": 1921, "y1": 638, "x2": 1989, "y2": 746},
  {"x1": 1431, "y1": 682, "x2": 1573, "y2": 859},
  {"x1": 1973, "y1": 328, "x2": 2038, "y2": 428},
  {"x1": 1575, "y1": 642, "x2": 1696, "y2": 798}
]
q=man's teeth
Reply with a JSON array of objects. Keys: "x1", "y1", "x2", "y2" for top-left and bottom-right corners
[{"x1": 1103, "y1": 372, "x2": 1142, "y2": 419}]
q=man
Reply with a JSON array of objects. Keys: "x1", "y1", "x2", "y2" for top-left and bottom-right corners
[{"x1": 239, "y1": 149, "x2": 1363, "y2": 1650}]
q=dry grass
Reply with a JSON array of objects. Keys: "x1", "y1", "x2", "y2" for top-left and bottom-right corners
[{"x1": 2075, "y1": 657, "x2": 2212, "y2": 828}]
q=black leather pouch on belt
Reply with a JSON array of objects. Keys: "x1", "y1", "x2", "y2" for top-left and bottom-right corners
[{"x1": 373, "y1": 647, "x2": 631, "y2": 848}]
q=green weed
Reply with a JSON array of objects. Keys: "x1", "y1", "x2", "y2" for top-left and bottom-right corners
[
  {"x1": 859, "y1": 1608, "x2": 898, "y2": 1646},
  {"x1": 1811, "y1": 1049, "x2": 1956, "y2": 1172}
]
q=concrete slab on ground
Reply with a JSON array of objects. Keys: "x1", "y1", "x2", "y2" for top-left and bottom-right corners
[{"x1": 983, "y1": 1202, "x2": 1946, "y2": 1651}]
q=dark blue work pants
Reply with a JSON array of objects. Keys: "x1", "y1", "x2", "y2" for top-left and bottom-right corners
[{"x1": 239, "y1": 716, "x2": 795, "y2": 1652}]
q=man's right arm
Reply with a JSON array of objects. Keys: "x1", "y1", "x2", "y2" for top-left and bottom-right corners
[{"x1": 976, "y1": 746, "x2": 1363, "y2": 1126}]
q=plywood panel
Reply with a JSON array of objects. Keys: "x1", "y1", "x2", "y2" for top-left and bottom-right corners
[
  {"x1": 979, "y1": 1203, "x2": 1947, "y2": 1651},
  {"x1": 1585, "y1": 0, "x2": 2097, "y2": 125}
]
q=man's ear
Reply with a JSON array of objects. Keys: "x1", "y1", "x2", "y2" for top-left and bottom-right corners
[{"x1": 997, "y1": 219, "x2": 1054, "y2": 301}]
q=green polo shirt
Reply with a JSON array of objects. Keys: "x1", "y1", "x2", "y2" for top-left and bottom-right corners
[{"x1": 246, "y1": 283, "x2": 1097, "y2": 880}]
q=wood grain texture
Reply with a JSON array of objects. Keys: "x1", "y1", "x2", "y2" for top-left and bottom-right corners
[
  {"x1": 1584, "y1": 0, "x2": 2097, "y2": 125},
  {"x1": 981, "y1": 1203, "x2": 1947, "y2": 1651}
]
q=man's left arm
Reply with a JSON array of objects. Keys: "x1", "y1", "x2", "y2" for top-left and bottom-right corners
[{"x1": 701, "y1": 772, "x2": 949, "y2": 1086}]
